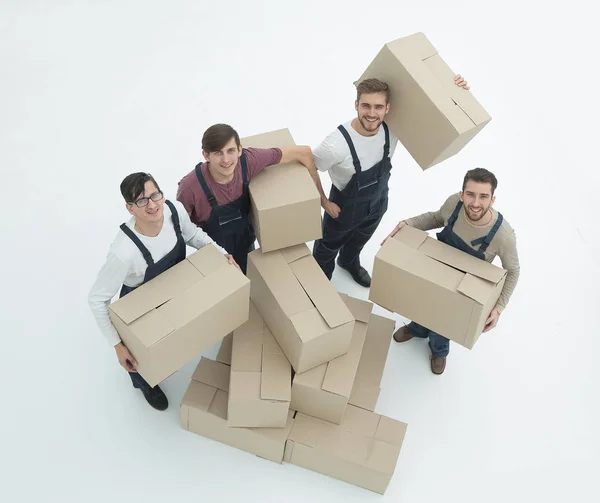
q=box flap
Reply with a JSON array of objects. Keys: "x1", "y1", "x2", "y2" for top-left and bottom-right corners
[
  {"x1": 186, "y1": 244, "x2": 229, "y2": 277},
  {"x1": 343, "y1": 405, "x2": 380, "y2": 438},
  {"x1": 293, "y1": 362, "x2": 327, "y2": 388},
  {"x1": 289, "y1": 255, "x2": 354, "y2": 329},
  {"x1": 418, "y1": 236, "x2": 506, "y2": 283},
  {"x1": 191, "y1": 357, "x2": 230, "y2": 392},
  {"x1": 392, "y1": 224, "x2": 429, "y2": 250},
  {"x1": 279, "y1": 243, "x2": 311, "y2": 264},
  {"x1": 181, "y1": 379, "x2": 217, "y2": 412},
  {"x1": 109, "y1": 259, "x2": 203, "y2": 324},
  {"x1": 216, "y1": 333, "x2": 233, "y2": 365},
  {"x1": 231, "y1": 302, "x2": 263, "y2": 372},
  {"x1": 229, "y1": 371, "x2": 261, "y2": 399},
  {"x1": 375, "y1": 415, "x2": 408, "y2": 446},
  {"x1": 128, "y1": 309, "x2": 176, "y2": 348},
  {"x1": 242, "y1": 127, "x2": 295, "y2": 149},
  {"x1": 342, "y1": 295, "x2": 373, "y2": 324},
  {"x1": 290, "y1": 307, "x2": 332, "y2": 343},
  {"x1": 261, "y1": 352, "x2": 292, "y2": 401},
  {"x1": 457, "y1": 273, "x2": 496, "y2": 305}
]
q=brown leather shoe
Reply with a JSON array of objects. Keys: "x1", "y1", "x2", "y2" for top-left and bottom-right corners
[
  {"x1": 430, "y1": 355, "x2": 446, "y2": 375},
  {"x1": 393, "y1": 325, "x2": 413, "y2": 343}
]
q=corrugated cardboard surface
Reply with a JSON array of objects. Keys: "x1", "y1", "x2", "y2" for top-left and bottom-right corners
[
  {"x1": 247, "y1": 244, "x2": 354, "y2": 373},
  {"x1": 290, "y1": 294, "x2": 373, "y2": 424},
  {"x1": 108, "y1": 245, "x2": 250, "y2": 386},
  {"x1": 355, "y1": 32, "x2": 491, "y2": 170},
  {"x1": 229, "y1": 302, "x2": 292, "y2": 428},
  {"x1": 369, "y1": 226, "x2": 506, "y2": 349},
  {"x1": 181, "y1": 358, "x2": 294, "y2": 463},
  {"x1": 284, "y1": 405, "x2": 408, "y2": 494},
  {"x1": 242, "y1": 128, "x2": 321, "y2": 252}
]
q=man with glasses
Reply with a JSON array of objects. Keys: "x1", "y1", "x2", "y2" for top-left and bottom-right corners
[{"x1": 88, "y1": 172, "x2": 238, "y2": 411}]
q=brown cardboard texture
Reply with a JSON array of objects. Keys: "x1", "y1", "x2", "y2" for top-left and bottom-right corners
[
  {"x1": 216, "y1": 333, "x2": 233, "y2": 366},
  {"x1": 356, "y1": 32, "x2": 491, "y2": 170},
  {"x1": 242, "y1": 128, "x2": 321, "y2": 252},
  {"x1": 247, "y1": 244, "x2": 355, "y2": 373},
  {"x1": 290, "y1": 294, "x2": 373, "y2": 424},
  {"x1": 229, "y1": 301, "x2": 292, "y2": 428},
  {"x1": 181, "y1": 357, "x2": 294, "y2": 463},
  {"x1": 108, "y1": 245, "x2": 250, "y2": 387},
  {"x1": 369, "y1": 225, "x2": 506, "y2": 349},
  {"x1": 348, "y1": 312, "x2": 395, "y2": 412},
  {"x1": 284, "y1": 405, "x2": 408, "y2": 494}
]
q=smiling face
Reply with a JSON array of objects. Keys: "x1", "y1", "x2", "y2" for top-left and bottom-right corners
[
  {"x1": 460, "y1": 180, "x2": 496, "y2": 222},
  {"x1": 203, "y1": 136, "x2": 242, "y2": 182},
  {"x1": 355, "y1": 92, "x2": 390, "y2": 135},
  {"x1": 126, "y1": 180, "x2": 165, "y2": 225}
]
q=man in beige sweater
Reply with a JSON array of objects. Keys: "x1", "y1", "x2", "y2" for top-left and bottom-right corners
[{"x1": 381, "y1": 168, "x2": 520, "y2": 374}]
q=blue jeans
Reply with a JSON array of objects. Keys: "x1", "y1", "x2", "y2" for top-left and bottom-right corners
[{"x1": 408, "y1": 321, "x2": 450, "y2": 358}]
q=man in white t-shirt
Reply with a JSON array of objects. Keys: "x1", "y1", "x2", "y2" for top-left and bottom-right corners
[
  {"x1": 88, "y1": 172, "x2": 238, "y2": 411},
  {"x1": 312, "y1": 75, "x2": 470, "y2": 286}
]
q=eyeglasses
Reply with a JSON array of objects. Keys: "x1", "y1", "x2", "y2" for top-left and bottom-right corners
[{"x1": 129, "y1": 191, "x2": 164, "y2": 208}]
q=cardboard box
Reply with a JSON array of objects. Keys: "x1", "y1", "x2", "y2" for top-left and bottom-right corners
[
  {"x1": 290, "y1": 294, "x2": 373, "y2": 424},
  {"x1": 284, "y1": 405, "x2": 408, "y2": 494},
  {"x1": 242, "y1": 128, "x2": 322, "y2": 252},
  {"x1": 369, "y1": 225, "x2": 506, "y2": 349},
  {"x1": 356, "y1": 32, "x2": 491, "y2": 170},
  {"x1": 108, "y1": 245, "x2": 250, "y2": 386},
  {"x1": 348, "y1": 312, "x2": 395, "y2": 411},
  {"x1": 247, "y1": 244, "x2": 355, "y2": 373},
  {"x1": 216, "y1": 333, "x2": 233, "y2": 366},
  {"x1": 229, "y1": 301, "x2": 292, "y2": 428},
  {"x1": 181, "y1": 357, "x2": 294, "y2": 463}
]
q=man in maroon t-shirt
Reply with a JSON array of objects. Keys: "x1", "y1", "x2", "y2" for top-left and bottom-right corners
[{"x1": 177, "y1": 123, "x2": 336, "y2": 273}]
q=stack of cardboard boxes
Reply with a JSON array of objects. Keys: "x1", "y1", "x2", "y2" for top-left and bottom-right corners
[{"x1": 108, "y1": 32, "x2": 497, "y2": 495}]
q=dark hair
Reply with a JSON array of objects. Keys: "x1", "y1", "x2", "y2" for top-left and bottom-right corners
[
  {"x1": 202, "y1": 124, "x2": 241, "y2": 153},
  {"x1": 120, "y1": 172, "x2": 161, "y2": 203},
  {"x1": 356, "y1": 78, "x2": 390, "y2": 104},
  {"x1": 462, "y1": 168, "x2": 498, "y2": 195}
]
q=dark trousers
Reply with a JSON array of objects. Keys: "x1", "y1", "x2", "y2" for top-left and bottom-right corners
[
  {"x1": 129, "y1": 371, "x2": 151, "y2": 390},
  {"x1": 313, "y1": 198, "x2": 386, "y2": 279},
  {"x1": 408, "y1": 321, "x2": 451, "y2": 358}
]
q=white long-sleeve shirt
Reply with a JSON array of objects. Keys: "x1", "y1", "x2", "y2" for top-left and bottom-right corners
[{"x1": 88, "y1": 200, "x2": 227, "y2": 346}]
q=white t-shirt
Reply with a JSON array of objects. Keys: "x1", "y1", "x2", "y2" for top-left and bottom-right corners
[
  {"x1": 313, "y1": 119, "x2": 399, "y2": 191},
  {"x1": 88, "y1": 200, "x2": 227, "y2": 346}
]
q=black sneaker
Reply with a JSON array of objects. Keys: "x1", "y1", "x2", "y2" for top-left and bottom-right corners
[
  {"x1": 336, "y1": 259, "x2": 371, "y2": 287},
  {"x1": 140, "y1": 385, "x2": 169, "y2": 411}
]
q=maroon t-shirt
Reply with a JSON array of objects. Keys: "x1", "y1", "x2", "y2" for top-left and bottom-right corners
[{"x1": 176, "y1": 147, "x2": 283, "y2": 227}]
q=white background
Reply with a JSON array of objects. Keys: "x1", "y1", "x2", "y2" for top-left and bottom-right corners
[{"x1": 1, "y1": 1, "x2": 598, "y2": 501}]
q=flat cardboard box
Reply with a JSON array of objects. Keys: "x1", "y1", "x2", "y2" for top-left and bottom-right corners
[
  {"x1": 369, "y1": 225, "x2": 506, "y2": 349},
  {"x1": 290, "y1": 294, "x2": 373, "y2": 424},
  {"x1": 108, "y1": 245, "x2": 250, "y2": 386},
  {"x1": 247, "y1": 244, "x2": 355, "y2": 373},
  {"x1": 181, "y1": 357, "x2": 294, "y2": 463},
  {"x1": 229, "y1": 301, "x2": 292, "y2": 428},
  {"x1": 242, "y1": 128, "x2": 322, "y2": 252},
  {"x1": 284, "y1": 405, "x2": 408, "y2": 494},
  {"x1": 348, "y1": 312, "x2": 395, "y2": 411},
  {"x1": 356, "y1": 32, "x2": 491, "y2": 170},
  {"x1": 216, "y1": 333, "x2": 233, "y2": 366}
]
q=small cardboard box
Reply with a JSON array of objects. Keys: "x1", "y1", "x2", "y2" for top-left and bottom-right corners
[
  {"x1": 228, "y1": 301, "x2": 292, "y2": 428},
  {"x1": 247, "y1": 244, "x2": 355, "y2": 373},
  {"x1": 290, "y1": 294, "x2": 373, "y2": 424},
  {"x1": 181, "y1": 357, "x2": 294, "y2": 464},
  {"x1": 284, "y1": 405, "x2": 408, "y2": 495},
  {"x1": 242, "y1": 128, "x2": 322, "y2": 252},
  {"x1": 108, "y1": 245, "x2": 250, "y2": 387},
  {"x1": 369, "y1": 225, "x2": 506, "y2": 349},
  {"x1": 348, "y1": 312, "x2": 395, "y2": 412},
  {"x1": 356, "y1": 32, "x2": 491, "y2": 170}
]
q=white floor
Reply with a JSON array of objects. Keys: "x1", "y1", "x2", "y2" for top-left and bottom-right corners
[{"x1": 1, "y1": 1, "x2": 598, "y2": 502}]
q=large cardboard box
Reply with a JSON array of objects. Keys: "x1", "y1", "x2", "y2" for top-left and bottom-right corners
[
  {"x1": 348, "y1": 313, "x2": 395, "y2": 411},
  {"x1": 369, "y1": 225, "x2": 506, "y2": 349},
  {"x1": 247, "y1": 244, "x2": 355, "y2": 373},
  {"x1": 290, "y1": 294, "x2": 373, "y2": 424},
  {"x1": 284, "y1": 405, "x2": 408, "y2": 494},
  {"x1": 229, "y1": 301, "x2": 292, "y2": 428},
  {"x1": 181, "y1": 357, "x2": 294, "y2": 463},
  {"x1": 242, "y1": 128, "x2": 322, "y2": 252},
  {"x1": 108, "y1": 245, "x2": 250, "y2": 386},
  {"x1": 356, "y1": 32, "x2": 491, "y2": 170}
]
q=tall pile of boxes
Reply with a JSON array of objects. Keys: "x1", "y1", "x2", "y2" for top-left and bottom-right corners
[{"x1": 107, "y1": 32, "x2": 497, "y2": 495}]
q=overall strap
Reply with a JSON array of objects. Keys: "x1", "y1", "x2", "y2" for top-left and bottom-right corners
[
  {"x1": 164, "y1": 200, "x2": 182, "y2": 237},
  {"x1": 195, "y1": 163, "x2": 218, "y2": 209},
  {"x1": 120, "y1": 224, "x2": 154, "y2": 267},
  {"x1": 382, "y1": 122, "x2": 390, "y2": 159},
  {"x1": 447, "y1": 201, "x2": 463, "y2": 227},
  {"x1": 240, "y1": 152, "x2": 249, "y2": 186},
  {"x1": 337, "y1": 125, "x2": 362, "y2": 174},
  {"x1": 476, "y1": 212, "x2": 504, "y2": 252}
]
